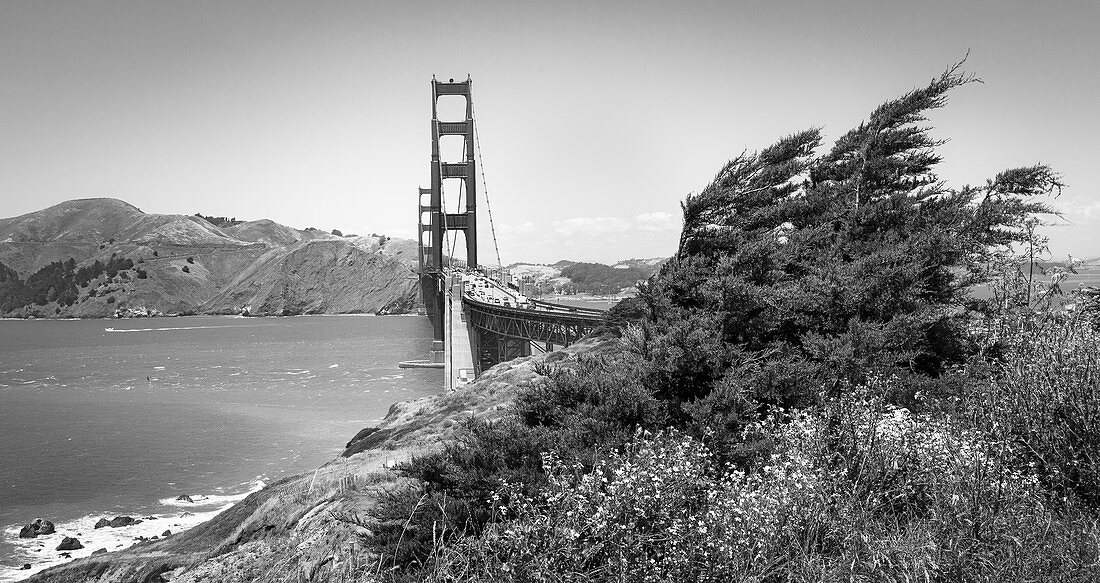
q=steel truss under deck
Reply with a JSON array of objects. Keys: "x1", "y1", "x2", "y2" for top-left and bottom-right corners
[{"x1": 463, "y1": 296, "x2": 604, "y2": 373}]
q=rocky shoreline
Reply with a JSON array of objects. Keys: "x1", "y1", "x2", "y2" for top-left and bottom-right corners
[{"x1": 2, "y1": 492, "x2": 257, "y2": 582}]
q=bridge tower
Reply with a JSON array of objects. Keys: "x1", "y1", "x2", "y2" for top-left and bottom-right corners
[{"x1": 419, "y1": 76, "x2": 478, "y2": 341}]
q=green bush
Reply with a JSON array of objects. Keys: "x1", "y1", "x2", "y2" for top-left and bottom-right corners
[
  {"x1": 371, "y1": 419, "x2": 554, "y2": 572},
  {"x1": 372, "y1": 354, "x2": 664, "y2": 576},
  {"x1": 973, "y1": 316, "x2": 1100, "y2": 511},
  {"x1": 423, "y1": 398, "x2": 1100, "y2": 582},
  {"x1": 515, "y1": 354, "x2": 665, "y2": 444},
  {"x1": 559, "y1": 262, "x2": 647, "y2": 294}
]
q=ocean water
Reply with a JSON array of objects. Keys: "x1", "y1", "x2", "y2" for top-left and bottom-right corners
[{"x1": 0, "y1": 315, "x2": 440, "y2": 579}]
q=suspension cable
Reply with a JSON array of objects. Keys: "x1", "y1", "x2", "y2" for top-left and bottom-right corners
[{"x1": 471, "y1": 102, "x2": 504, "y2": 275}]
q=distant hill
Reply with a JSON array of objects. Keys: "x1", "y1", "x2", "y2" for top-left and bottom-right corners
[
  {"x1": 508, "y1": 257, "x2": 667, "y2": 294},
  {"x1": 0, "y1": 198, "x2": 419, "y2": 318},
  {"x1": 608, "y1": 257, "x2": 667, "y2": 278}
]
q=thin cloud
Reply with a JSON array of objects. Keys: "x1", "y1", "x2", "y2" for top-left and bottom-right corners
[
  {"x1": 499, "y1": 222, "x2": 538, "y2": 235},
  {"x1": 552, "y1": 216, "x2": 630, "y2": 236},
  {"x1": 551, "y1": 213, "x2": 679, "y2": 237},
  {"x1": 1053, "y1": 197, "x2": 1100, "y2": 224},
  {"x1": 495, "y1": 213, "x2": 681, "y2": 263},
  {"x1": 633, "y1": 211, "x2": 679, "y2": 233}
]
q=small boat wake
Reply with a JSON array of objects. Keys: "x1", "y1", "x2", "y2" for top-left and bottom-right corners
[{"x1": 105, "y1": 325, "x2": 266, "y2": 333}]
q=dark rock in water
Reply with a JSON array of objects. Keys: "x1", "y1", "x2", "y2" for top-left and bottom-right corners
[
  {"x1": 175, "y1": 494, "x2": 194, "y2": 503},
  {"x1": 150, "y1": 536, "x2": 159, "y2": 540},
  {"x1": 161, "y1": 530, "x2": 172, "y2": 537},
  {"x1": 144, "y1": 516, "x2": 157, "y2": 520},
  {"x1": 19, "y1": 518, "x2": 56, "y2": 538},
  {"x1": 60, "y1": 553, "x2": 71, "y2": 559},
  {"x1": 94, "y1": 518, "x2": 110, "y2": 529},
  {"x1": 20, "y1": 564, "x2": 31, "y2": 570},
  {"x1": 109, "y1": 516, "x2": 137, "y2": 528},
  {"x1": 92, "y1": 548, "x2": 108, "y2": 555},
  {"x1": 180, "y1": 512, "x2": 194, "y2": 517},
  {"x1": 56, "y1": 537, "x2": 83, "y2": 551}
]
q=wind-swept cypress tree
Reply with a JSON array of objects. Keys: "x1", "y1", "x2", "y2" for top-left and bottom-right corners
[{"x1": 641, "y1": 61, "x2": 1059, "y2": 421}]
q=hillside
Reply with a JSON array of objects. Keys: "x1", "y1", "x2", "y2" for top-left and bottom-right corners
[
  {"x1": 0, "y1": 199, "x2": 418, "y2": 318},
  {"x1": 507, "y1": 257, "x2": 666, "y2": 295}
]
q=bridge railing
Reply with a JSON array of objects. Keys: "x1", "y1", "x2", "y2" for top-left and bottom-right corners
[
  {"x1": 526, "y1": 298, "x2": 608, "y2": 317},
  {"x1": 462, "y1": 294, "x2": 606, "y2": 323}
]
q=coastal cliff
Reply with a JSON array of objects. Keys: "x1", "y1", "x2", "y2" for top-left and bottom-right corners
[
  {"x1": 21, "y1": 339, "x2": 602, "y2": 583},
  {"x1": 0, "y1": 198, "x2": 419, "y2": 318}
]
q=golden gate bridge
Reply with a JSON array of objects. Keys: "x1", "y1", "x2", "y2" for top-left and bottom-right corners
[{"x1": 408, "y1": 76, "x2": 605, "y2": 389}]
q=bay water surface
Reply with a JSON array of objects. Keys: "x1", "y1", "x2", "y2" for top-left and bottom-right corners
[{"x1": 0, "y1": 315, "x2": 439, "y2": 579}]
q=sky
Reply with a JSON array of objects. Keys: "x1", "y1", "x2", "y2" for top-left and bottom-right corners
[{"x1": 1, "y1": 1, "x2": 1097, "y2": 265}]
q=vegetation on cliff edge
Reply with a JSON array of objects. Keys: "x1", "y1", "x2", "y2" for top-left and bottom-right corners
[{"x1": 340, "y1": 62, "x2": 1100, "y2": 582}]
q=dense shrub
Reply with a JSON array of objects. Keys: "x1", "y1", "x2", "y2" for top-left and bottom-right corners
[
  {"x1": 372, "y1": 419, "x2": 554, "y2": 571},
  {"x1": 194, "y1": 213, "x2": 243, "y2": 227},
  {"x1": 0, "y1": 256, "x2": 136, "y2": 312},
  {"x1": 515, "y1": 354, "x2": 664, "y2": 445},
  {"x1": 973, "y1": 316, "x2": 1100, "y2": 511},
  {"x1": 559, "y1": 262, "x2": 648, "y2": 294},
  {"x1": 423, "y1": 393, "x2": 1100, "y2": 582}
]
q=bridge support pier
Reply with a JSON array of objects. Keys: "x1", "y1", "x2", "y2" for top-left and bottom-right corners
[
  {"x1": 472, "y1": 330, "x2": 532, "y2": 377},
  {"x1": 420, "y1": 273, "x2": 444, "y2": 342}
]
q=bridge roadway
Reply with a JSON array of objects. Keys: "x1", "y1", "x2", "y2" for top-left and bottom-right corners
[{"x1": 441, "y1": 270, "x2": 606, "y2": 390}]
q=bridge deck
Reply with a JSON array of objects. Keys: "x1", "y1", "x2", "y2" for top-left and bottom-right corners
[
  {"x1": 462, "y1": 294, "x2": 604, "y2": 351},
  {"x1": 444, "y1": 279, "x2": 476, "y2": 390},
  {"x1": 430, "y1": 269, "x2": 609, "y2": 389}
]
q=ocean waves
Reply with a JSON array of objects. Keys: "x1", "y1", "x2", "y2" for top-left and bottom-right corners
[{"x1": 0, "y1": 481, "x2": 264, "y2": 581}]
